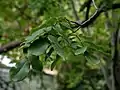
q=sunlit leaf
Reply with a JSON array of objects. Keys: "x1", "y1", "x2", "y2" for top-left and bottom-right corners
[
  {"x1": 51, "y1": 59, "x2": 58, "y2": 70},
  {"x1": 51, "y1": 55, "x2": 61, "y2": 70},
  {"x1": 85, "y1": 55, "x2": 100, "y2": 65},
  {"x1": 74, "y1": 47, "x2": 87, "y2": 55}
]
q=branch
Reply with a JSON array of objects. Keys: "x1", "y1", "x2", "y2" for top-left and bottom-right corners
[
  {"x1": 1, "y1": 3, "x2": 120, "y2": 54},
  {"x1": 0, "y1": 41, "x2": 22, "y2": 54},
  {"x1": 112, "y1": 22, "x2": 120, "y2": 90},
  {"x1": 80, "y1": 0, "x2": 91, "y2": 11},
  {"x1": 85, "y1": 0, "x2": 92, "y2": 20},
  {"x1": 70, "y1": 0, "x2": 80, "y2": 21},
  {"x1": 92, "y1": 0, "x2": 98, "y2": 9},
  {"x1": 104, "y1": 12, "x2": 112, "y2": 29},
  {"x1": 72, "y1": 3, "x2": 120, "y2": 28}
]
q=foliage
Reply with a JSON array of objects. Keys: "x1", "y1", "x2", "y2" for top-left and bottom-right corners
[
  {"x1": 10, "y1": 14, "x2": 110, "y2": 89},
  {"x1": 0, "y1": 0, "x2": 120, "y2": 90}
]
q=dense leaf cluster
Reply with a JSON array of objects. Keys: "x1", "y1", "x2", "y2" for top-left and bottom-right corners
[{"x1": 10, "y1": 17, "x2": 110, "y2": 90}]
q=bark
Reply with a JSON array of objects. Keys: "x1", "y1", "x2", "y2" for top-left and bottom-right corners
[{"x1": 0, "y1": 41, "x2": 22, "y2": 54}]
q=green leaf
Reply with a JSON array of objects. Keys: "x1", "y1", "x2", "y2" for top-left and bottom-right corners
[
  {"x1": 53, "y1": 24, "x2": 63, "y2": 35},
  {"x1": 48, "y1": 35, "x2": 57, "y2": 43},
  {"x1": 51, "y1": 55, "x2": 61, "y2": 70},
  {"x1": 85, "y1": 55, "x2": 100, "y2": 65},
  {"x1": 71, "y1": 43, "x2": 81, "y2": 49},
  {"x1": 59, "y1": 21, "x2": 71, "y2": 30},
  {"x1": 25, "y1": 26, "x2": 52, "y2": 44},
  {"x1": 39, "y1": 17, "x2": 57, "y2": 28},
  {"x1": 48, "y1": 35, "x2": 65, "y2": 60},
  {"x1": 28, "y1": 38, "x2": 49, "y2": 56},
  {"x1": 51, "y1": 59, "x2": 58, "y2": 70},
  {"x1": 28, "y1": 55, "x2": 43, "y2": 72},
  {"x1": 10, "y1": 60, "x2": 26, "y2": 79},
  {"x1": 74, "y1": 47, "x2": 87, "y2": 55},
  {"x1": 10, "y1": 60, "x2": 30, "y2": 81},
  {"x1": 45, "y1": 47, "x2": 54, "y2": 61}
]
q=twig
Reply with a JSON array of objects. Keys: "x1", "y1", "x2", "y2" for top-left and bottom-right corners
[
  {"x1": 71, "y1": 8, "x2": 102, "y2": 28},
  {"x1": 1, "y1": 3, "x2": 120, "y2": 54},
  {"x1": 70, "y1": 0, "x2": 80, "y2": 21},
  {"x1": 85, "y1": 0, "x2": 92, "y2": 20},
  {"x1": 71, "y1": 3, "x2": 120, "y2": 28},
  {"x1": 80, "y1": 0, "x2": 91, "y2": 11},
  {"x1": 92, "y1": 0, "x2": 98, "y2": 9}
]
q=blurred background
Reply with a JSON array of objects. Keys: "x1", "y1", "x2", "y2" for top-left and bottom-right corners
[{"x1": 0, "y1": 0, "x2": 120, "y2": 90}]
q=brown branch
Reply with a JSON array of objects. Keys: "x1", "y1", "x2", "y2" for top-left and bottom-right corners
[
  {"x1": 72, "y1": 3, "x2": 120, "y2": 28},
  {"x1": 0, "y1": 41, "x2": 22, "y2": 54}
]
